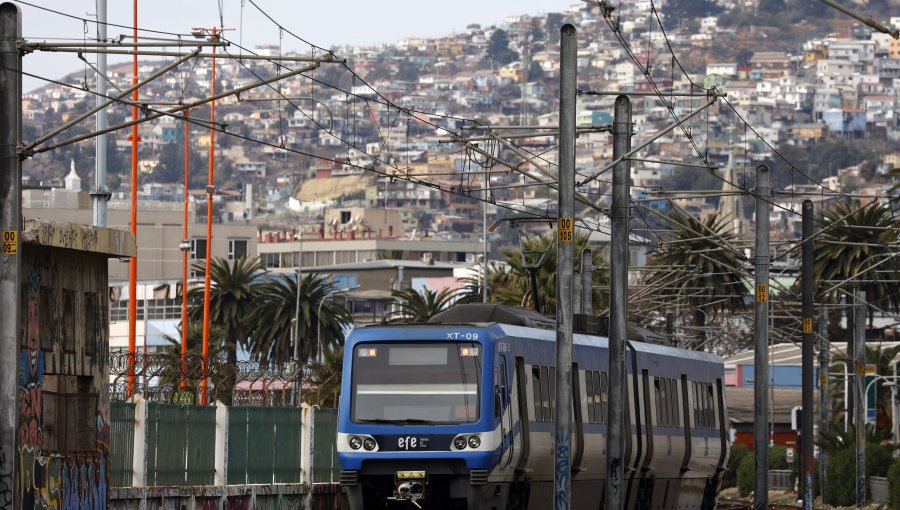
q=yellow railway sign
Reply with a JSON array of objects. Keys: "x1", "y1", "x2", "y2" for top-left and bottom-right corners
[
  {"x1": 558, "y1": 217, "x2": 573, "y2": 243},
  {"x1": 755, "y1": 284, "x2": 768, "y2": 303},
  {"x1": 1, "y1": 229, "x2": 17, "y2": 256}
]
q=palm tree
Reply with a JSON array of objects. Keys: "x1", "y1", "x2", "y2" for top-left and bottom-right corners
[
  {"x1": 160, "y1": 321, "x2": 224, "y2": 400},
  {"x1": 306, "y1": 346, "x2": 344, "y2": 408},
  {"x1": 643, "y1": 212, "x2": 749, "y2": 349},
  {"x1": 188, "y1": 256, "x2": 265, "y2": 404},
  {"x1": 814, "y1": 200, "x2": 900, "y2": 324},
  {"x1": 389, "y1": 287, "x2": 456, "y2": 323},
  {"x1": 250, "y1": 273, "x2": 352, "y2": 365},
  {"x1": 485, "y1": 231, "x2": 608, "y2": 314}
]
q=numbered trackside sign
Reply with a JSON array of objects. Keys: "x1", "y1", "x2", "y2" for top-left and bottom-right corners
[
  {"x1": 558, "y1": 217, "x2": 573, "y2": 243},
  {"x1": 803, "y1": 317, "x2": 813, "y2": 334},
  {"x1": 1, "y1": 230, "x2": 17, "y2": 256},
  {"x1": 756, "y1": 284, "x2": 768, "y2": 303}
]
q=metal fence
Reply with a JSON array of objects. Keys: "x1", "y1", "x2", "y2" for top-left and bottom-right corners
[
  {"x1": 228, "y1": 406, "x2": 303, "y2": 484},
  {"x1": 313, "y1": 408, "x2": 340, "y2": 484},
  {"x1": 768, "y1": 470, "x2": 793, "y2": 491},
  {"x1": 109, "y1": 402, "x2": 136, "y2": 487},
  {"x1": 146, "y1": 403, "x2": 217, "y2": 486},
  {"x1": 871, "y1": 476, "x2": 890, "y2": 504}
]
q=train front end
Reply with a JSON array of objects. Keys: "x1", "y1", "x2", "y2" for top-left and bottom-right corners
[{"x1": 338, "y1": 325, "x2": 498, "y2": 510}]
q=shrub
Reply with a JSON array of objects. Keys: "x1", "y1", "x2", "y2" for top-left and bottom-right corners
[
  {"x1": 723, "y1": 444, "x2": 750, "y2": 489},
  {"x1": 735, "y1": 445, "x2": 789, "y2": 496},
  {"x1": 868, "y1": 442, "x2": 894, "y2": 477},
  {"x1": 825, "y1": 448, "x2": 856, "y2": 506},
  {"x1": 887, "y1": 457, "x2": 900, "y2": 510},
  {"x1": 737, "y1": 451, "x2": 755, "y2": 497}
]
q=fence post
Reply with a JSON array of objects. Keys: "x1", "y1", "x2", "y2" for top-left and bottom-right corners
[
  {"x1": 300, "y1": 403, "x2": 314, "y2": 484},
  {"x1": 131, "y1": 394, "x2": 148, "y2": 510},
  {"x1": 215, "y1": 401, "x2": 228, "y2": 487}
]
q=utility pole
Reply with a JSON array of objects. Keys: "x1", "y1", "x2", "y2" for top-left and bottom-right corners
[
  {"x1": 606, "y1": 94, "x2": 632, "y2": 510},
  {"x1": 666, "y1": 313, "x2": 675, "y2": 346},
  {"x1": 818, "y1": 307, "x2": 830, "y2": 503},
  {"x1": 180, "y1": 110, "x2": 191, "y2": 392},
  {"x1": 855, "y1": 290, "x2": 866, "y2": 508},
  {"x1": 483, "y1": 188, "x2": 488, "y2": 303},
  {"x1": 582, "y1": 249, "x2": 592, "y2": 314},
  {"x1": 753, "y1": 165, "x2": 771, "y2": 510},
  {"x1": 553, "y1": 23, "x2": 576, "y2": 510},
  {"x1": 800, "y1": 200, "x2": 814, "y2": 510},
  {"x1": 293, "y1": 230, "x2": 303, "y2": 407},
  {"x1": 200, "y1": 26, "x2": 220, "y2": 405},
  {"x1": 92, "y1": 0, "x2": 109, "y2": 227},
  {"x1": 0, "y1": 3, "x2": 22, "y2": 501},
  {"x1": 126, "y1": 0, "x2": 140, "y2": 397}
]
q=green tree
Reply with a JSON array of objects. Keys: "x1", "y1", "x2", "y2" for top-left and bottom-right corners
[
  {"x1": 643, "y1": 212, "x2": 749, "y2": 348},
  {"x1": 250, "y1": 273, "x2": 352, "y2": 364},
  {"x1": 489, "y1": 231, "x2": 608, "y2": 314},
  {"x1": 815, "y1": 201, "x2": 900, "y2": 323},
  {"x1": 389, "y1": 287, "x2": 456, "y2": 323},
  {"x1": 486, "y1": 29, "x2": 519, "y2": 65},
  {"x1": 306, "y1": 346, "x2": 344, "y2": 408},
  {"x1": 188, "y1": 256, "x2": 265, "y2": 404}
]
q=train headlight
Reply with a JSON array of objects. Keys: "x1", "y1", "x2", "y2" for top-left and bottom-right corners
[
  {"x1": 453, "y1": 436, "x2": 468, "y2": 450},
  {"x1": 363, "y1": 437, "x2": 377, "y2": 451},
  {"x1": 348, "y1": 436, "x2": 362, "y2": 450},
  {"x1": 467, "y1": 435, "x2": 481, "y2": 449}
]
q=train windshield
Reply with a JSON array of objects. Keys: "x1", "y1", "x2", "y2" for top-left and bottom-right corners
[{"x1": 351, "y1": 342, "x2": 482, "y2": 424}]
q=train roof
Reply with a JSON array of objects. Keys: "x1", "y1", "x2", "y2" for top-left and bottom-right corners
[{"x1": 428, "y1": 303, "x2": 555, "y2": 330}]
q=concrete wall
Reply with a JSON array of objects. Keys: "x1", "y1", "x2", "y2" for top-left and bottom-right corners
[{"x1": 16, "y1": 220, "x2": 133, "y2": 510}]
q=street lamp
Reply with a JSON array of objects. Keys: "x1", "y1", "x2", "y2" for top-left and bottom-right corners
[{"x1": 316, "y1": 286, "x2": 359, "y2": 364}]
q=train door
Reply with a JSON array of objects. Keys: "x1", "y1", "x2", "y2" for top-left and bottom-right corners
[{"x1": 497, "y1": 355, "x2": 514, "y2": 470}]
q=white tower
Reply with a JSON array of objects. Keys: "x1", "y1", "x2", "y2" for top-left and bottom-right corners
[{"x1": 64, "y1": 159, "x2": 82, "y2": 191}]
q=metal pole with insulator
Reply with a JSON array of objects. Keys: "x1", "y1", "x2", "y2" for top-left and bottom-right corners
[
  {"x1": 801, "y1": 200, "x2": 815, "y2": 510},
  {"x1": 93, "y1": 0, "x2": 108, "y2": 227},
  {"x1": 753, "y1": 165, "x2": 771, "y2": 510},
  {"x1": 0, "y1": 2, "x2": 22, "y2": 498},
  {"x1": 553, "y1": 23, "x2": 576, "y2": 510},
  {"x1": 582, "y1": 249, "x2": 592, "y2": 314},
  {"x1": 818, "y1": 307, "x2": 830, "y2": 502},
  {"x1": 855, "y1": 290, "x2": 866, "y2": 508},
  {"x1": 606, "y1": 94, "x2": 632, "y2": 510}
]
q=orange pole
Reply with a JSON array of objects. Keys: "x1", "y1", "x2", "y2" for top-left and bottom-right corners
[
  {"x1": 200, "y1": 28, "x2": 217, "y2": 405},
  {"x1": 181, "y1": 109, "x2": 190, "y2": 392},
  {"x1": 127, "y1": 0, "x2": 140, "y2": 397}
]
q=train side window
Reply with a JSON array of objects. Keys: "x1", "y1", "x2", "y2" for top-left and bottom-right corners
[
  {"x1": 707, "y1": 383, "x2": 715, "y2": 429},
  {"x1": 549, "y1": 367, "x2": 556, "y2": 421},
  {"x1": 585, "y1": 371, "x2": 595, "y2": 423},
  {"x1": 600, "y1": 371, "x2": 608, "y2": 424},
  {"x1": 654, "y1": 377, "x2": 662, "y2": 426},
  {"x1": 693, "y1": 382, "x2": 700, "y2": 427},
  {"x1": 532, "y1": 366, "x2": 543, "y2": 421},
  {"x1": 671, "y1": 378, "x2": 681, "y2": 426},
  {"x1": 500, "y1": 359, "x2": 508, "y2": 407},
  {"x1": 540, "y1": 365, "x2": 551, "y2": 422}
]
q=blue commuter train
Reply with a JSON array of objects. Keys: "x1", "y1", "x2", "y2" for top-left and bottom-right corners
[{"x1": 337, "y1": 304, "x2": 729, "y2": 510}]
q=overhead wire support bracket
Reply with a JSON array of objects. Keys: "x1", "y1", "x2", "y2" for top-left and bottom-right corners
[
  {"x1": 577, "y1": 97, "x2": 718, "y2": 188},
  {"x1": 25, "y1": 46, "x2": 344, "y2": 63},
  {"x1": 23, "y1": 40, "x2": 230, "y2": 49},
  {"x1": 816, "y1": 0, "x2": 899, "y2": 38},
  {"x1": 578, "y1": 89, "x2": 727, "y2": 98},
  {"x1": 23, "y1": 47, "x2": 202, "y2": 152},
  {"x1": 29, "y1": 61, "x2": 323, "y2": 154}
]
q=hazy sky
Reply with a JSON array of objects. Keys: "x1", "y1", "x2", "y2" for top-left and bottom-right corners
[{"x1": 17, "y1": 0, "x2": 574, "y2": 91}]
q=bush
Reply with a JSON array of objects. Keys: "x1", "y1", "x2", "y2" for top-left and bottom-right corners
[
  {"x1": 737, "y1": 451, "x2": 755, "y2": 497},
  {"x1": 735, "y1": 445, "x2": 801, "y2": 497},
  {"x1": 723, "y1": 444, "x2": 750, "y2": 489},
  {"x1": 888, "y1": 457, "x2": 900, "y2": 510},
  {"x1": 825, "y1": 448, "x2": 856, "y2": 506},
  {"x1": 868, "y1": 442, "x2": 894, "y2": 477}
]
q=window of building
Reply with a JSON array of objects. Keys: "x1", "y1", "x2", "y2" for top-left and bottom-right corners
[
  {"x1": 41, "y1": 375, "x2": 96, "y2": 455},
  {"x1": 63, "y1": 289, "x2": 75, "y2": 353},
  {"x1": 190, "y1": 238, "x2": 207, "y2": 260},
  {"x1": 228, "y1": 239, "x2": 248, "y2": 260},
  {"x1": 84, "y1": 293, "x2": 99, "y2": 356},
  {"x1": 340, "y1": 210, "x2": 352, "y2": 224},
  {"x1": 39, "y1": 288, "x2": 53, "y2": 351},
  {"x1": 263, "y1": 252, "x2": 281, "y2": 269}
]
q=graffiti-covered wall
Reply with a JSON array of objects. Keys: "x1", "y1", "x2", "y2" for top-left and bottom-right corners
[{"x1": 14, "y1": 220, "x2": 134, "y2": 510}]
